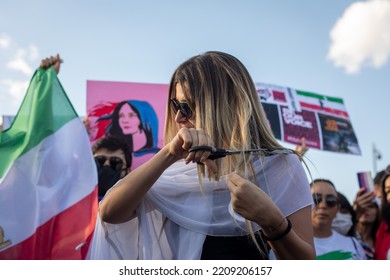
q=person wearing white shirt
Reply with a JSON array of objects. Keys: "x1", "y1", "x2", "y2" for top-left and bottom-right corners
[{"x1": 310, "y1": 179, "x2": 366, "y2": 260}]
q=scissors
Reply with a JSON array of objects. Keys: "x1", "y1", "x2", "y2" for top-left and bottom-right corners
[{"x1": 188, "y1": 146, "x2": 294, "y2": 160}]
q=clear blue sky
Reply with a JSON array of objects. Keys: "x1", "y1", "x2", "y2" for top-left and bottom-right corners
[{"x1": 1, "y1": 0, "x2": 389, "y2": 202}]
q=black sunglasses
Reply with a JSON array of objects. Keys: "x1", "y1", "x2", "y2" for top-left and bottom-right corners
[
  {"x1": 170, "y1": 99, "x2": 193, "y2": 118},
  {"x1": 312, "y1": 193, "x2": 339, "y2": 208},
  {"x1": 94, "y1": 156, "x2": 124, "y2": 171}
]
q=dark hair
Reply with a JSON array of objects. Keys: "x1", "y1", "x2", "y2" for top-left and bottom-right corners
[
  {"x1": 374, "y1": 170, "x2": 385, "y2": 185},
  {"x1": 381, "y1": 171, "x2": 390, "y2": 229},
  {"x1": 98, "y1": 100, "x2": 159, "y2": 155},
  {"x1": 337, "y1": 191, "x2": 356, "y2": 237},
  {"x1": 310, "y1": 178, "x2": 336, "y2": 190},
  {"x1": 92, "y1": 136, "x2": 132, "y2": 169}
]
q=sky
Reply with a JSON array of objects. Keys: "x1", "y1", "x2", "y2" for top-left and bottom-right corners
[{"x1": 0, "y1": 0, "x2": 389, "y2": 202}]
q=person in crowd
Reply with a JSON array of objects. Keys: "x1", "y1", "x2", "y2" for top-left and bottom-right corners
[
  {"x1": 374, "y1": 165, "x2": 390, "y2": 259},
  {"x1": 310, "y1": 179, "x2": 366, "y2": 260},
  {"x1": 374, "y1": 170, "x2": 385, "y2": 201},
  {"x1": 332, "y1": 191, "x2": 356, "y2": 237},
  {"x1": 91, "y1": 51, "x2": 315, "y2": 260},
  {"x1": 354, "y1": 170, "x2": 383, "y2": 212},
  {"x1": 355, "y1": 197, "x2": 380, "y2": 260},
  {"x1": 92, "y1": 136, "x2": 132, "y2": 201},
  {"x1": 349, "y1": 168, "x2": 386, "y2": 259}
]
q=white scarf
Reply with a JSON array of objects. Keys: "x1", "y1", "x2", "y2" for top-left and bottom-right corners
[{"x1": 87, "y1": 153, "x2": 312, "y2": 260}]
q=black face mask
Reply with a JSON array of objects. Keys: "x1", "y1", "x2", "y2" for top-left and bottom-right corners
[{"x1": 97, "y1": 165, "x2": 123, "y2": 197}]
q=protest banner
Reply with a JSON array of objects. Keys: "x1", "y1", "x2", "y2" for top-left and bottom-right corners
[
  {"x1": 86, "y1": 80, "x2": 361, "y2": 172},
  {"x1": 256, "y1": 83, "x2": 361, "y2": 155}
]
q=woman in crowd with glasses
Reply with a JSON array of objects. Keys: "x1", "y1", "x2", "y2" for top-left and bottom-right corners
[
  {"x1": 374, "y1": 165, "x2": 390, "y2": 259},
  {"x1": 92, "y1": 51, "x2": 315, "y2": 260},
  {"x1": 310, "y1": 179, "x2": 366, "y2": 259}
]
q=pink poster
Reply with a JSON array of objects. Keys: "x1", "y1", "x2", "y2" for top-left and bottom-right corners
[{"x1": 86, "y1": 80, "x2": 169, "y2": 169}]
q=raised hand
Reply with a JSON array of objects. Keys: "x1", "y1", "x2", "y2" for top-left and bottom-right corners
[
  {"x1": 40, "y1": 54, "x2": 62, "y2": 74},
  {"x1": 295, "y1": 137, "x2": 308, "y2": 156}
]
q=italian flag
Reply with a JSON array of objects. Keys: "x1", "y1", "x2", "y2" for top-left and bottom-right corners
[
  {"x1": 296, "y1": 90, "x2": 349, "y2": 118},
  {"x1": 0, "y1": 67, "x2": 98, "y2": 259}
]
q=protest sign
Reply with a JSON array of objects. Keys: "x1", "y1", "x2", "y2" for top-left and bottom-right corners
[
  {"x1": 87, "y1": 80, "x2": 361, "y2": 173},
  {"x1": 256, "y1": 83, "x2": 361, "y2": 155},
  {"x1": 86, "y1": 81, "x2": 168, "y2": 169}
]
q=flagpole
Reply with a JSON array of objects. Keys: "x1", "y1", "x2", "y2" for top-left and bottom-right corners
[{"x1": 372, "y1": 143, "x2": 381, "y2": 175}]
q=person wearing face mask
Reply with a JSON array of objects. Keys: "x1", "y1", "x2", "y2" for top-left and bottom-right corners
[
  {"x1": 92, "y1": 136, "x2": 132, "y2": 201},
  {"x1": 332, "y1": 192, "x2": 356, "y2": 237},
  {"x1": 311, "y1": 179, "x2": 366, "y2": 260}
]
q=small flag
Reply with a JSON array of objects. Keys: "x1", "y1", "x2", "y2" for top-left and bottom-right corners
[{"x1": 296, "y1": 90, "x2": 349, "y2": 118}]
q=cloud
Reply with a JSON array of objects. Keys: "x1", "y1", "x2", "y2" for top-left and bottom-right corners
[
  {"x1": 0, "y1": 34, "x2": 40, "y2": 116},
  {"x1": 0, "y1": 33, "x2": 11, "y2": 49},
  {"x1": 1, "y1": 79, "x2": 29, "y2": 100},
  {"x1": 29, "y1": 44, "x2": 39, "y2": 60},
  {"x1": 0, "y1": 79, "x2": 29, "y2": 115},
  {"x1": 6, "y1": 48, "x2": 36, "y2": 76},
  {"x1": 328, "y1": 0, "x2": 390, "y2": 74}
]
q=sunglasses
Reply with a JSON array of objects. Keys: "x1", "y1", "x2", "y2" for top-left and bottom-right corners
[
  {"x1": 94, "y1": 155, "x2": 124, "y2": 171},
  {"x1": 312, "y1": 193, "x2": 339, "y2": 208},
  {"x1": 170, "y1": 99, "x2": 193, "y2": 118}
]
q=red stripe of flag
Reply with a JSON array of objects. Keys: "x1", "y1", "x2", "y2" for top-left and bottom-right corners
[
  {"x1": 0, "y1": 187, "x2": 98, "y2": 260},
  {"x1": 299, "y1": 102, "x2": 349, "y2": 118}
]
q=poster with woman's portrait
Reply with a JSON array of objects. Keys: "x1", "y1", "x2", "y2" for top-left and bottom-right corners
[{"x1": 86, "y1": 80, "x2": 169, "y2": 169}]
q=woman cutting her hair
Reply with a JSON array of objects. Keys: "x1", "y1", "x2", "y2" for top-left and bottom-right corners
[{"x1": 92, "y1": 51, "x2": 315, "y2": 260}]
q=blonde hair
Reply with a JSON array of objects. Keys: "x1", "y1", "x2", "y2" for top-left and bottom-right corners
[{"x1": 164, "y1": 51, "x2": 285, "y2": 179}]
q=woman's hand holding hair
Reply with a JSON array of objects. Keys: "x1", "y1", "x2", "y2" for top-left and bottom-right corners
[
  {"x1": 227, "y1": 172, "x2": 316, "y2": 259},
  {"x1": 168, "y1": 127, "x2": 218, "y2": 173},
  {"x1": 227, "y1": 172, "x2": 285, "y2": 232}
]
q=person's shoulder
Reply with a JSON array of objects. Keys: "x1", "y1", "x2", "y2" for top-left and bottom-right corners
[
  {"x1": 332, "y1": 230, "x2": 347, "y2": 238},
  {"x1": 377, "y1": 219, "x2": 389, "y2": 234},
  {"x1": 283, "y1": 151, "x2": 301, "y2": 162},
  {"x1": 262, "y1": 149, "x2": 297, "y2": 159},
  {"x1": 265, "y1": 150, "x2": 302, "y2": 168},
  {"x1": 332, "y1": 230, "x2": 357, "y2": 243}
]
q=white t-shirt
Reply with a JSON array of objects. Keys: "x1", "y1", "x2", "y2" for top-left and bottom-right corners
[{"x1": 314, "y1": 230, "x2": 367, "y2": 260}]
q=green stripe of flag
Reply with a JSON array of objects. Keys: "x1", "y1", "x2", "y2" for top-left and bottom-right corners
[
  {"x1": 0, "y1": 67, "x2": 78, "y2": 178},
  {"x1": 296, "y1": 90, "x2": 344, "y2": 104},
  {"x1": 326, "y1": 96, "x2": 344, "y2": 104},
  {"x1": 296, "y1": 90, "x2": 325, "y2": 100}
]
